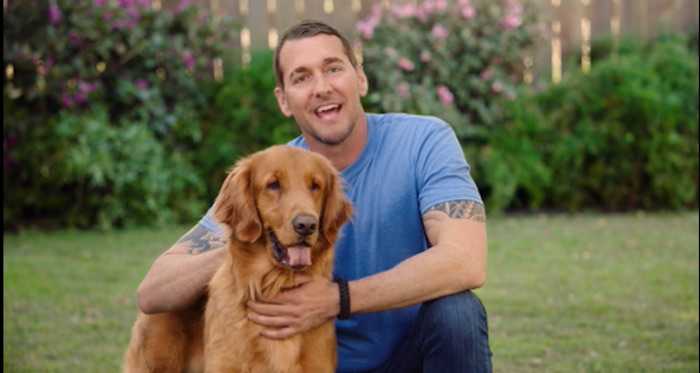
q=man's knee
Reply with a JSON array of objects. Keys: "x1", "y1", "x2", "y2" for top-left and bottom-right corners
[{"x1": 419, "y1": 290, "x2": 488, "y2": 342}]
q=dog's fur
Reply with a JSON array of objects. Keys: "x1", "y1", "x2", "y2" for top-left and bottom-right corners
[{"x1": 123, "y1": 145, "x2": 352, "y2": 373}]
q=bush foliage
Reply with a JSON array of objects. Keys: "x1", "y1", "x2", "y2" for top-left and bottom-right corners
[
  {"x1": 482, "y1": 34, "x2": 699, "y2": 211},
  {"x1": 3, "y1": 0, "x2": 235, "y2": 229}
]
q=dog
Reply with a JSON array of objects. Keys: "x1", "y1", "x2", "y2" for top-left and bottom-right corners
[{"x1": 123, "y1": 145, "x2": 352, "y2": 373}]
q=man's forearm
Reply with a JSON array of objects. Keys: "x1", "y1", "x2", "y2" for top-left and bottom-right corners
[
  {"x1": 137, "y1": 224, "x2": 229, "y2": 314},
  {"x1": 347, "y1": 242, "x2": 484, "y2": 314},
  {"x1": 137, "y1": 246, "x2": 227, "y2": 314}
]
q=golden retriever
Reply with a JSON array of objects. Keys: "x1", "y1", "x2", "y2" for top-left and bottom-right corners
[{"x1": 123, "y1": 145, "x2": 352, "y2": 373}]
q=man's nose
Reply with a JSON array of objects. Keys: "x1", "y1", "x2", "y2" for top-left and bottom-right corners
[{"x1": 313, "y1": 75, "x2": 332, "y2": 97}]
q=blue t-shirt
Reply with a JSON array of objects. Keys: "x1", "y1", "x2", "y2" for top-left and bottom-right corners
[{"x1": 200, "y1": 113, "x2": 482, "y2": 372}]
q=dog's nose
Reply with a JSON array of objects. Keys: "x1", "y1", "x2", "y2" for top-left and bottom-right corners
[{"x1": 293, "y1": 214, "x2": 318, "y2": 236}]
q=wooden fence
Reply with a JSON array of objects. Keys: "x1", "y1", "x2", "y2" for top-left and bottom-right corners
[
  {"x1": 7, "y1": 0, "x2": 698, "y2": 82},
  {"x1": 168, "y1": 0, "x2": 697, "y2": 83}
]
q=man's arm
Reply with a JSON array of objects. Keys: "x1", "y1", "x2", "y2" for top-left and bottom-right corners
[
  {"x1": 246, "y1": 200, "x2": 487, "y2": 338},
  {"x1": 348, "y1": 199, "x2": 487, "y2": 313},
  {"x1": 137, "y1": 223, "x2": 228, "y2": 314}
]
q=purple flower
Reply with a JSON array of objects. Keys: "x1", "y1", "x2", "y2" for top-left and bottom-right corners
[
  {"x1": 135, "y1": 79, "x2": 149, "y2": 90},
  {"x1": 431, "y1": 24, "x2": 449, "y2": 40},
  {"x1": 94, "y1": 0, "x2": 107, "y2": 6},
  {"x1": 68, "y1": 32, "x2": 82, "y2": 47},
  {"x1": 182, "y1": 51, "x2": 195, "y2": 70},
  {"x1": 48, "y1": 4, "x2": 62, "y2": 25},
  {"x1": 61, "y1": 93, "x2": 75, "y2": 108},
  {"x1": 436, "y1": 85, "x2": 454, "y2": 106},
  {"x1": 398, "y1": 57, "x2": 415, "y2": 72},
  {"x1": 78, "y1": 81, "x2": 97, "y2": 95},
  {"x1": 74, "y1": 92, "x2": 87, "y2": 105},
  {"x1": 176, "y1": 0, "x2": 192, "y2": 12},
  {"x1": 397, "y1": 82, "x2": 410, "y2": 98},
  {"x1": 118, "y1": 0, "x2": 135, "y2": 7}
]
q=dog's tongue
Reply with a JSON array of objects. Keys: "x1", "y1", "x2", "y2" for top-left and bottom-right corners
[{"x1": 287, "y1": 246, "x2": 311, "y2": 267}]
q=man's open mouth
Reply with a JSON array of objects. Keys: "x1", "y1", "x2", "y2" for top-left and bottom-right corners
[
  {"x1": 267, "y1": 230, "x2": 312, "y2": 270},
  {"x1": 313, "y1": 103, "x2": 342, "y2": 120}
]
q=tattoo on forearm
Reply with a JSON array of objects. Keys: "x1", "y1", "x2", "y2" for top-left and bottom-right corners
[
  {"x1": 427, "y1": 200, "x2": 486, "y2": 222},
  {"x1": 177, "y1": 225, "x2": 227, "y2": 254}
]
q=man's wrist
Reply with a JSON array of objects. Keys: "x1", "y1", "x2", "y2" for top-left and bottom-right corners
[{"x1": 333, "y1": 277, "x2": 351, "y2": 320}]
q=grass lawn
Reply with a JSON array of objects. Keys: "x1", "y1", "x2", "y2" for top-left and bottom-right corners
[{"x1": 4, "y1": 212, "x2": 699, "y2": 372}]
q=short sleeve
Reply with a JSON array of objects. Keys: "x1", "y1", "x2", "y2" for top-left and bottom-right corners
[
  {"x1": 417, "y1": 119, "x2": 483, "y2": 215},
  {"x1": 199, "y1": 205, "x2": 226, "y2": 236}
]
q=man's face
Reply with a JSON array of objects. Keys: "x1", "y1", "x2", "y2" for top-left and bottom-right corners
[{"x1": 274, "y1": 34, "x2": 368, "y2": 146}]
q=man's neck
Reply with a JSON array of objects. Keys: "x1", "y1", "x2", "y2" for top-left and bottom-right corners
[{"x1": 307, "y1": 116, "x2": 368, "y2": 172}]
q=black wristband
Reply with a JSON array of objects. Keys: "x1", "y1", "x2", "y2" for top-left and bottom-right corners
[{"x1": 334, "y1": 277, "x2": 351, "y2": 320}]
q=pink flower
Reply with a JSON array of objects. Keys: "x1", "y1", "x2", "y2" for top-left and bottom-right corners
[
  {"x1": 391, "y1": 3, "x2": 416, "y2": 19},
  {"x1": 502, "y1": 0, "x2": 523, "y2": 30},
  {"x1": 357, "y1": 4, "x2": 382, "y2": 40},
  {"x1": 480, "y1": 68, "x2": 494, "y2": 81},
  {"x1": 502, "y1": 14, "x2": 521, "y2": 30},
  {"x1": 94, "y1": 0, "x2": 108, "y2": 6},
  {"x1": 48, "y1": 4, "x2": 62, "y2": 25},
  {"x1": 398, "y1": 57, "x2": 415, "y2": 72},
  {"x1": 420, "y1": 50, "x2": 432, "y2": 63},
  {"x1": 491, "y1": 81, "x2": 504, "y2": 93},
  {"x1": 435, "y1": 0, "x2": 448, "y2": 12},
  {"x1": 461, "y1": 5, "x2": 476, "y2": 19},
  {"x1": 431, "y1": 24, "x2": 449, "y2": 40},
  {"x1": 356, "y1": 19, "x2": 376, "y2": 39},
  {"x1": 436, "y1": 85, "x2": 454, "y2": 106},
  {"x1": 397, "y1": 82, "x2": 410, "y2": 98}
]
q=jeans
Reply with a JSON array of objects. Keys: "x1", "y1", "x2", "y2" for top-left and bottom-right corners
[{"x1": 369, "y1": 291, "x2": 493, "y2": 373}]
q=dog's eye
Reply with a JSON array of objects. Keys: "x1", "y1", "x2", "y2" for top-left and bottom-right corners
[
  {"x1": 267, "y1": 180, "x2": 280, "y2": 190},
  {"x1": 310, "y1": 181, "x2": 320, "y2": 192}
]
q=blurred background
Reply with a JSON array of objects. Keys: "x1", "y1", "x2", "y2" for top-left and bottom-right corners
[{"x1": 3, "y1": 0, "x2": 699, "y2": 372}]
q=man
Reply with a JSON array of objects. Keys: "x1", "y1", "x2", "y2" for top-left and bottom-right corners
[{"x1": 137, "y1": 21, "x2": 492, "y2": 373}]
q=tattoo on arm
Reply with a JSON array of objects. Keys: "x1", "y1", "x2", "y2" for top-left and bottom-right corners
[
  {"x1": 176, "y1": 224, "x2": 227, "y2": 254},
  {"x1": 427, "y1": 200, "x2": 486, "y2": 222}
]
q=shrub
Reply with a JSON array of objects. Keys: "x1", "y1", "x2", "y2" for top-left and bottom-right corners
[
  {"x1": 359, "y1": 0, "x2": 541, "y2": 143},
  {"x1": 196, "y1": 50, "x2": 299, "y2": 202},
  {"x1": 3, "y1": 0, "x2": 235, "y2": 229},
  {"x1": 500, "y1": 35, "x2": 699, "y2": 211}
]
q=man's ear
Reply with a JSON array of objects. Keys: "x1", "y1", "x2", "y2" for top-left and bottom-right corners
[
  {"x1": 274, "y1": 86, "x2": 293, "y2": 117},
  {"x1": 357, "y1": 66, "x2": 369, "y2": 97}
]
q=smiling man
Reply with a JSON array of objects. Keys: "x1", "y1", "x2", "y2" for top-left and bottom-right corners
[{"x1": 136, "y1": 21, "x2": 492, "y2": 373}]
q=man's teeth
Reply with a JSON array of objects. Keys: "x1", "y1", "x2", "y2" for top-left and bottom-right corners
[{"x1": 316, "y1": 104, "x2": 339, "y2": 114}]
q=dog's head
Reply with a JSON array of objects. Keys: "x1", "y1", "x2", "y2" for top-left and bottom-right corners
[{"x1": 213, "y1": 145, "x2": 352, "y2": 273}]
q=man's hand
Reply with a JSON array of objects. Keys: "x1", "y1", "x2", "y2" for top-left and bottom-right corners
[{"x1": 246, "y1": 275, "x2": 340, "y2": 339}]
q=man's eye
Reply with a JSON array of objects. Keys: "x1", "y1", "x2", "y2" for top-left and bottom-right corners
[
  {"x1": 267, "y1": 180, "x2": 280, "y2": 190},
  {"x1": 292, "y1": 75, "x2": 308, "y2": 85},
  {"x1": 328, "y1": 66, "x2": 343, "y2": 74}
]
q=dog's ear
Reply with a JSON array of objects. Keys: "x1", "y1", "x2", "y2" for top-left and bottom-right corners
[
  {"x1": 213, "y1": 157, "x2": 262, "y2": 243},
  {"x1": 321, "y1": 165, "x2": 353, "y2": 243}
]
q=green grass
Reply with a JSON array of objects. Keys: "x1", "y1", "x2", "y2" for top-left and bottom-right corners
[{"x1": 4, "y1": 212, "x2": 699, "y2": 372}]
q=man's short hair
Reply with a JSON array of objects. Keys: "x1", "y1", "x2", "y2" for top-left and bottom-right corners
[{"x1": 274, "y1": 20, "x2": 358, "y2": 88}]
